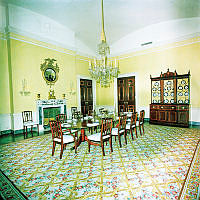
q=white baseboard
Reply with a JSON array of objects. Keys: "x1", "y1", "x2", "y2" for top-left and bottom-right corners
[{"x1": 0, "y1": 107, "x2": 199, "y2": 132}]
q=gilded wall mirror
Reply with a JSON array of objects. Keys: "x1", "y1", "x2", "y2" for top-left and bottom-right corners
[{"x1": 40, "y1": 58, "x2": 59, "y2": 99}]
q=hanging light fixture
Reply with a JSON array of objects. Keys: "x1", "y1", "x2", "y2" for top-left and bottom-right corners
[{"x1": 89, "y1": 0, "x2": 120, "y2": 87}]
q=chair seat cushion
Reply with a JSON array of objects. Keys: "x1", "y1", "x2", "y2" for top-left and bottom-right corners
[
  {"x1": 136, "y1": 121, "x2": 143, "y2": 126},
  {"x1": 53, "y1": 135, "x2": 74, "y2": 143},
  {"x1": 87, "y1": 122, "x2": 99, "y2": 127},
  {"x1": 24, "y1": 121, "x2": 38, "y2": 126},
  {"x1": 111, "y1": 128, "x2": 125, "y2": 135},
  {"x1": 87, "y1": 133, "x2": 110, "y2": 142},
  {"x1": 62, "y1": 123, "x2": 71, "y2": 128}
]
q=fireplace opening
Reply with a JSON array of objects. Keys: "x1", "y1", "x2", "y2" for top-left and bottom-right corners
[{"x1": 43, "y1": 107, "x2": 61, "y2": 126}]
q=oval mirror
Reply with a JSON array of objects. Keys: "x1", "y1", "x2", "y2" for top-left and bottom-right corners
[{"x1": 44, "y1": 68, "x2": 56, "y2": 82}]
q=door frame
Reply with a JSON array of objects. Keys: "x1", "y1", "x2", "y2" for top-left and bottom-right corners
[
  {"x1": 77, "y1": 75, "x2": 96, "y2": 112},
  {"x1": 114, "y1": 72, "x2": 138, "y2": 113}
]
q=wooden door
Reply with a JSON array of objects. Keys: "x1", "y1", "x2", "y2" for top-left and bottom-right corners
[
  {"x1": 80, "y1": 79, "x2": 93, "y2": 116},
  {"x1": 117, "y1": 76, "x2": 135, "y2": 113}
]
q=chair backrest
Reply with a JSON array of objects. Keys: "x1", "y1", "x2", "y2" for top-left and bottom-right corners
[
  {"x1": 101, "y1": 118, "x2": 113, "y2": 140},
  {"x1": 71, "y1": 107, "x2": 79, "y2": 119},
  {"x1": 49, "y1": 120, "x2": 63, "y2": 141},
  {"x1": 56, "y1": 114, "x2": 67, "y2": 123},
  {"x1": 119, "y1": 114, "x2": 127, "y2": 130},
  {"x1": 22, "y1": 111, "x2": 33, "y2": 123},
  {"x1": 139, "y1": 110, "x2": 145, "y2": 123},
  {"x1": 131, "y1": 112, "x2": 138, "y2": 126}
]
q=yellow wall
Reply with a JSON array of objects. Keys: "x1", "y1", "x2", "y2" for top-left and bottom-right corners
[
  {"x1": 0, "y1": 33, "x2": 10, "y2": 114},
  {"x1": 96, "y1": 37, "x2": 200, "y2": 109},
  {"x1": 6, "y1": 33, "x2": 90, "y2": 113},
  {"x1": 1, "y1": 32, "x2": 200, "y2": 116}
]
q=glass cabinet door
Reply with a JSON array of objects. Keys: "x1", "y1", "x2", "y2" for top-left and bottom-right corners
[
  {"x1": 163, "y1": 79, "x2": 174, "y2": 104},
  {"x1": 177, "y1": 78, "x2": 189, "y2": 104},
  {"x1": 152, "y1": 80, "x2": 161, "y2": 103}
]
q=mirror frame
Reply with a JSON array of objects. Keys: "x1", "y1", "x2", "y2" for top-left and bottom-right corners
[{"x1": 40, "y1": 58, "x2": 59, "y2": 85}]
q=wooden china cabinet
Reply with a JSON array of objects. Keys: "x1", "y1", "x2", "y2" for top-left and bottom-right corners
[{"x1": 150, "y1": 69, "x2": 190, "y2": 127}]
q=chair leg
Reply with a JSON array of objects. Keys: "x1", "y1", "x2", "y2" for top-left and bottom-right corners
[
  {"x1": 52, "y1": 141, "x2": 56, "y2": 156},
  {"x1": 60, "y1": 144, "x2": 64, "y2": 159},
  {"x1": 88, "y1": 141, "x2": 91, "y2": 152},
  {"x1": 118, "y1": 135, "x2": 122, "y2": 147},
  {"x1": 37, "y1": 124, "x2": 39, "y2": 136},
  {"x1": 109, "y1": 137, "x2": 113, "y2": 152},
  {"x1": 134, "y1": 127, "x2": 138, "y2": 138},
  {"x1": 102, "y1": 143, "x2": 105, "y2": 156},
  {"x1": 130, "y1": 128, "x2": 134, "y2": 140},
  {"x1": 139, "y1": 125, "x2": 142, "y2": 136},
  {"x1": 25, "y1": 126, "x2": 28, "y2": 138},
  {"x1": 23, "y1": 126, "x2": 26, "y2": 139},
  {"x1": 31, "y1": 125, "x2": 33, "y2": 137},
  {"x1": 142, "y1": 124, "x2": 144, "y2": 135},
  {"x1": 74, "y1": 141, "x2": 77, "y2": 153},
  {"x1": 124, "y1": 132, "x2": 127, "y2": 145}
]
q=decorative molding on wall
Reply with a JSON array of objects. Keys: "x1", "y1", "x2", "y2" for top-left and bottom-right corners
[
  {"x1": 0, "y1": 114, "x2": 11, "y2": 131},
  {"x1": 117, "y1": 33, "x2": 200, "y2": 60}
]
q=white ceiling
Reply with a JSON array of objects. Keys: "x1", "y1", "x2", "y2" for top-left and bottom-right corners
[{"x1": 5, "y1": 0, "x2": 200, "y2": 53}]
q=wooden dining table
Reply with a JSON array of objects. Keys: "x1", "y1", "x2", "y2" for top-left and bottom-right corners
[{"x1": 62, "y1": 114, "x2": 119, "y2": 149}]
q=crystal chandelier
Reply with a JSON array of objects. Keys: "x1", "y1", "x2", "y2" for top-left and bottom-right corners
[{"x1": 89, "y1": 0, "x2": 120, "y2": 87}]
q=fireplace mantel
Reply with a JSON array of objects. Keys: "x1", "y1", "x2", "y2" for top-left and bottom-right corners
[{"x1": 37, "y1": 99, "x2": 67, "y2": 129}]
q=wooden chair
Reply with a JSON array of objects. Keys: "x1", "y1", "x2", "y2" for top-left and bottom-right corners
[
  {"x1": 22, "y1": 111, "x2": 39, "y2": 139},
  {"x1": 56, "y1": 113, "x2": 67, "y2": 123},
  {"x1": 126, "y1": 112, "x2": 138, "y2": 140},
  {"x1": 56, "y1": 114, "x2": 78, "y2": 135},
  {"x1": 136, "y1": 110, "x2": 145, "y2": 135},
  {"x1": 111, "y1": 114, "x2": 127, "y2": 147},
  {"x1": 87, "y1": 118, "x2": 113, "y2": 156},
  {"x1": 71, "y1": 107, "x2": 81, "y2": 119},
  {"x1": 49, "y1": 120, "x2": 77, "y2": 159}
]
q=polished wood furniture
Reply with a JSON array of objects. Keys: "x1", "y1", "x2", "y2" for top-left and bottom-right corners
[
  {"x1": 112, "y1": 114, "x2": 127, "y2": 147},
  {"x1": 22, "y1": 111, "x2": 39, "y2": 139},
  {"x1": 136, "y1": 110, "x2": 145, "y2": 135},
  {"x1": 80, "y1": 79, "x2": 93, "y2": 116},
  {"x1": 150, "y1": 69, "x2": 190, "y2": 127},
  {"x1": 87, "y1": 118, "x2": 113, "y2": 156},
  {"x1": 117, "y1": 76, "x2": 135, "y2": 112},
  {"x1": 56, "y1": 113, "x2": 67, "y2": 123},
  {"x1": 49, "y1": 120, "x2": 77, "y2": 159},
  {"x1": 126, "y1": 112, "x2": 138, "y2": 140}
]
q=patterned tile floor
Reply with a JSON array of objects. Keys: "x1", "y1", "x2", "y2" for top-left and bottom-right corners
[{"x1": 0, "y1": 124, "x2": 199, "y2": 200}]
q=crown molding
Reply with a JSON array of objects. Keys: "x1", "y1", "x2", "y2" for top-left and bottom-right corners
[
  {"x1": 6, "y1": 26, "x2": 94, "y2": 60},
  {"x1": 116, "y1": 32, "x2": 200, "y2": 60}
]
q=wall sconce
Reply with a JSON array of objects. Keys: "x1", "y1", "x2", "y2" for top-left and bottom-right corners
[
  {"x1": 67, "y1": 81, "x2": 76, "y2": 96},
  {"x1": 20, "y1": 79, "x2": 31, "y2": 96}
]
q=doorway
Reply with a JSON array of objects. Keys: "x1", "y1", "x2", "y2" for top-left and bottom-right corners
[
  {"x1": 117, "y1": 76, "x2": 135, "y2": 112},
  {"x1": 80, "y1": 79, "x2": 93, "y2": 116}
]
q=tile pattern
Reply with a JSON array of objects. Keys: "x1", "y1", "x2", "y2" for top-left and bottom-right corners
[{"x1": 0, "y1": 124, "x2": 200, "y2": 199}]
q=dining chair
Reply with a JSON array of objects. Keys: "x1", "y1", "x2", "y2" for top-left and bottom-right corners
[
  {"x1": 87, "y1": 118, "x2": 113, "y2": 156},
  {"x1": 136, "y1": 110, "x2": 145, "y2": 135},
  {"x1": 126, "y1": 112, "x2": 138, "y2": 140},
  {"x1": 22, "y1": 111, "x2": 39, "y2": 139},
  {"x1": 56, "y1": 114, "x2": 78, "y2": 135},
  {"x1": 56, "y1": 113, "x2": 67, "y2": 123},
  {"x1": 111, "y1": 114, "x2": 127, "y2": 147},
  {"x1": 49, "y1": 120, "x2": 77, "y2": 159}
]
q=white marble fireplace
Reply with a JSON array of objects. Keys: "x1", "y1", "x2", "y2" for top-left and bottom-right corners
[{"x1": 37, "y1": 99, "x2": 67, "y2": 130}]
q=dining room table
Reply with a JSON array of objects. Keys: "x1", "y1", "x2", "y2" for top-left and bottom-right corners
[{"x1": 61, "y1": 114, "x2": 119, "y2": 148}]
